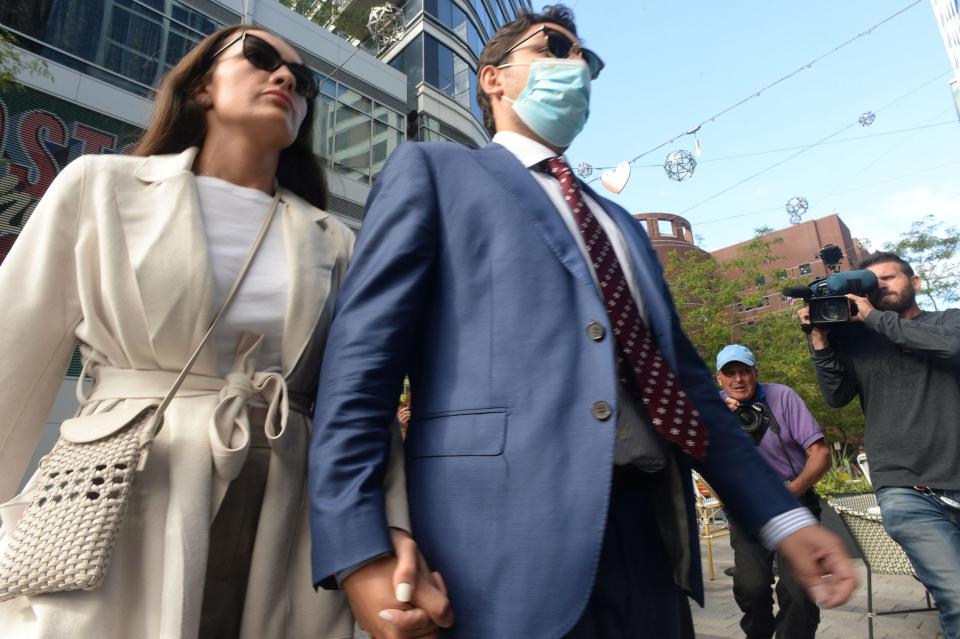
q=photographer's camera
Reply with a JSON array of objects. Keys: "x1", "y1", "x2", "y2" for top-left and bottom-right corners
[{"x1": 735, "y1": 403, "x2": 772, "y2": 444}]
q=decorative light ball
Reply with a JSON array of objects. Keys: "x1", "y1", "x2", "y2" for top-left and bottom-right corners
[
  {"x1": 663, "y1": 149, "x2": 697, "y2": 182},
  {"x1": 576, "y1": 162, "x2": 593, "y2": 178},
  {"x1": 785, "y1": 196, "x2": 808, "y2": 223},
  {"x1": 368, "y1": 4, "x2": 405, "y2": 50},
  {"x1": 858, "y1": 111, "x2": 876, "y2": 127}
]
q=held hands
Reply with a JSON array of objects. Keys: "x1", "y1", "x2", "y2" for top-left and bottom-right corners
[
  {"x1": 342, "y1": 528, "x2": 454, "y2": 639},
  {"x1": 776, "y1": 525, "x2": 858, "y2": 609}
]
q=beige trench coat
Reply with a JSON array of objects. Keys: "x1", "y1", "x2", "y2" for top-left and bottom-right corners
[{"x1": 0, "y1": 148, "x2": 410, "y2": 639}]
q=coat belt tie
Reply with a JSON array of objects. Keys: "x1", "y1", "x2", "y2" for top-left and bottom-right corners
[{"x1": 80, "y1": 331, "x2": 298, "y2": 482}]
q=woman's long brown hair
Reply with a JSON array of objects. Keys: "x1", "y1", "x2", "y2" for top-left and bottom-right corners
[{"x1": 135, "y1": 25, "x2": 328, "y2": 210}]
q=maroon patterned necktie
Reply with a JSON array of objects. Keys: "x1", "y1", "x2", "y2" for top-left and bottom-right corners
[{"x1": 543, "y1": 156, "x2": 708, "y2": 460}]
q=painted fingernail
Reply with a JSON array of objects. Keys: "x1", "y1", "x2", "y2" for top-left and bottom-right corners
[
  {"x1": 378, "y1": 610, "x2": 395, "y2": 623},
  {"x1": 809, "y1": 583, "x2": 827, "y2": 606},
  {"x1": 396, "y1": 582, "x2": 412, "y2": 602}
]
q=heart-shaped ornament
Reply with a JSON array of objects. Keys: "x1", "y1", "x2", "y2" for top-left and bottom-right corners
[{"x1": 601, "y1": 161, "x2": 631, "y2": 194}]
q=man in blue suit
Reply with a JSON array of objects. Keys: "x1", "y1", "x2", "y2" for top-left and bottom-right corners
[{"x1": 309, "y1": 5, "x2": 856, "y2": 638}]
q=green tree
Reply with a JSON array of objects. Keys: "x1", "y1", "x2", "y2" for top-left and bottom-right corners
[
  {"x1": 0, "y1": 31, "x2": 49, "y2": 93},
  {"x1": 664, "y1": 226, "x2": 786, "y2": 360},
  {"x1": 278, "y1": 0, "x2": 372, "y2": 42},
  {"x1": 278, "y1": 0, "x2": 337, "y2": 25},
  {"x1": 883, "y1": 214, "x2": 959, "y2": 310},
  {"x1": 663, "y1": 229, "x2": 865, "y2": 449}
]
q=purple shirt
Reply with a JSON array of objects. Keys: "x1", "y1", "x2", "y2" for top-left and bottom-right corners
[{"x1": 723, "y1": 383, "x2": 824, "y2": 481}]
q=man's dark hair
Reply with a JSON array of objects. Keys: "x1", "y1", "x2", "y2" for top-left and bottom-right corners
[
  {"x1": 476, "y1": 4, "x2": 578, "y2": 138},
  {"x1": 860, "y1": 251, "x2": 915, "y2": 278}
]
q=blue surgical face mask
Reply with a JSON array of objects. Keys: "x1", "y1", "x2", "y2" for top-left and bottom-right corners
[{"x1": 498, "y1": 58, "x2": 591, "y2": 148}]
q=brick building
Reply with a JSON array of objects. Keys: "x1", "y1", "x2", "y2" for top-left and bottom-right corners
[
  {"x1": 633, "y1": 212, "x2": 709, "y2": 263},
  {"x1": 637, "y1": 211, "x2": 866, "y2": 320}
]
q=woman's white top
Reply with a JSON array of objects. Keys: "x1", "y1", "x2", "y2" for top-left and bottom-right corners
[{"x1": 195, "y1": 176, "x2": 288, "y2": 375}]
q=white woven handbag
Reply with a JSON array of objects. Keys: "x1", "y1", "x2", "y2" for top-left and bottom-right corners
[{"x1": 0, "y1": 189, "x2": 282, "y2": 601}]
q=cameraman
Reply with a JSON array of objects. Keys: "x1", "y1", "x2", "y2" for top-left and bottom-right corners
[
  {"x1": 800, "y1": 251, "x2": 960, "y2": 639},
  {"x1": 716, "y1": 344, "x2": 830, "y2": 639}
]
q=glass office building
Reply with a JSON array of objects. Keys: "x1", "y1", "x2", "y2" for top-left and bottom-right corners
[
  {"x1": 333, "y1": 0, "x2": 533, "y2": 146},
  {"x1": 0, "y1": 0, "x2": 408, "y2": 229},
  {"x1": 393, "y1": 0, "x2": 534, "y2": 146}
]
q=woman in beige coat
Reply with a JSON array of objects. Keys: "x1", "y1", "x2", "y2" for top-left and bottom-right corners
[{"x1": 0, "y1": 26, "x2": 445, "y2": 639}]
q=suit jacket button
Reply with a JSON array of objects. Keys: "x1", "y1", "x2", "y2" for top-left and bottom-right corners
[
  {"x1": 591, "y1": 401, "x2": 612, "y2": 421},
  {"x1": 587, "y1": 322, "x2": 605, "y2": 341}
]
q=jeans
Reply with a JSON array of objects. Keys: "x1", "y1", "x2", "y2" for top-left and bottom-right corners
[
  {"x1": 728, "y1": 514, "x2": 820, "y2": 639},
  {"x1": 876, "y1": 486, "x2": 960, "y2": 639}
]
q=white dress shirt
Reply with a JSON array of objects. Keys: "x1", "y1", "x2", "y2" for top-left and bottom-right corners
[
  {"x1": 492, "y1": 131, "x2": 648, "y2": 322},
  {"x1": 491, "y1": 131, "x2": 815, "y2": 549}
]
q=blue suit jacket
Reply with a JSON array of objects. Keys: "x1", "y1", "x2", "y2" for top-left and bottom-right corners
[{"x1": 309, "y1": 141, "x2": 798, "y2": 638}]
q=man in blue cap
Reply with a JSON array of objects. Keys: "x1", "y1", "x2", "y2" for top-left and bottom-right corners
[{"x1": 716, "y1": 344, "x2": 831, "y2": 639}]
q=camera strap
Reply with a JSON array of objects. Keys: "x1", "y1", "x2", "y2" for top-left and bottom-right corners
[{"x1": 763, "y1": 402, "x2": 781, "y2": 436}]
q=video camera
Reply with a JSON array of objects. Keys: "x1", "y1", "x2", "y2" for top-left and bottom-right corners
[{"x1": 783, "y1": 270, "x2": 878, "y2": 326}]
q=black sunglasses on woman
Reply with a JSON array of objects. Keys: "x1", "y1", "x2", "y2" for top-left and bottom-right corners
[{"x1": 212, "y1": 31, "x2": 319, "y2": 100}]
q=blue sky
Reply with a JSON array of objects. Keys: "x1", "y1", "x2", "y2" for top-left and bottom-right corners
[{"x1": 564, "y1": 1, "x2": 960, "y2": 253}]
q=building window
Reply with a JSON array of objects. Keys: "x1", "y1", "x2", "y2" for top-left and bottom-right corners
[
  {"x1": 657, "y1": 219, "x2": 674, "y2": 237},
  {"x1": 774, "y1": 269, "x2": 788, "y2": 280},
  {"x1": 463, "y1": 0, "x2": 496, "y2": 37},
  {"x1": 425, "y1": 0, "x2": 484, "y2": 57},
  {"x1": 0, "y1": 0, "x2": 219, "y2": 97},
  {"x1": 488, "y1": 0, "x2": 508, "y2": 27},
  {"x1": 799, "y1": 263, "x2": 812, "y2": 275},
  {"x1": 424, "y1": 34, "x2": 481, "y2": 121},
  {"x1": 755, "y1": 275, "x2": 766, "y2": 286},
  {"x1": 319, "y1": 77, "x2": 406, "y2": 184}
]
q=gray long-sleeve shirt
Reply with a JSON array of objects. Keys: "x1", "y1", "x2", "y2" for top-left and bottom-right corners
[{"x1": 811, "y1": 308, "x2": 960, "y2": 490}]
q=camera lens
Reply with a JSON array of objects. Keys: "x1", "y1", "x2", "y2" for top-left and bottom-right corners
[
  {"x1": 736, "y1": 406, "x2": 761, "y2": 432},
  {"x1": 820, "y1": 299, "x2": 847, "y2": 322}
]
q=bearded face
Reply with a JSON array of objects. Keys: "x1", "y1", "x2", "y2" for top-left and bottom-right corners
[{"x1": 867, "y1": 261, "x2": 919, "y2": 314}]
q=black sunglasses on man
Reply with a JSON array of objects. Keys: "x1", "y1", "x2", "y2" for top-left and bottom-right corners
[{"x1": 501, "y1": 26, "x2": 604, "y2": 80}]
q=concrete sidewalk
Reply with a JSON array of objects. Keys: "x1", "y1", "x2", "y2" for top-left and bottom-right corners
[{"x1": 691, "y1": 537, "x2": 943, "y2": 638}]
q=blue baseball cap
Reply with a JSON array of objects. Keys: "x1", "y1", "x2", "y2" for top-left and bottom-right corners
[{"x1": 716, "y1": 344, "x2": 756, "y2": 371}]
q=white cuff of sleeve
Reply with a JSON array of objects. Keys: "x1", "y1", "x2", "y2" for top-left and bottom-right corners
[{"x1": 759, "y1": 507, "x2": 818, "y2": 549}]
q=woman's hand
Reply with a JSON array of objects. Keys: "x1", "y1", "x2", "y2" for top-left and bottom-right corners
[{"x1": 341, "y1": 528, "x2": 453, "y2": 639}]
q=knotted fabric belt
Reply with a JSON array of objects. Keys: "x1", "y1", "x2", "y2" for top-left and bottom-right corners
[{"x1": 79, "y1": 333, "x2": 308, "y2": 483}]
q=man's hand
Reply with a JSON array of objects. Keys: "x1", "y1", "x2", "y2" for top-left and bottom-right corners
[
  {"x1": 723, "y1": 396, "x2": 740, "y2": 412},
  {"x1": 798, "y1": 307, "x2": 830, "y2": 350},
  {"x1": 844, "y1": 293, "x2": 874, "y2": 323},
  {"x1": 342, "y1": 529, "x2": 454, "y2": 638},
  {"x1": 776, "y1": 525, "x2": 857, "y2": 608},
  {"x1": 784, "y1": 480, "x2": 805, "y2": 497}
]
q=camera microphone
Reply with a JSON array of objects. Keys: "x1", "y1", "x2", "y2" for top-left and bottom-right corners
[{"x1": 782, "y1": 286, "x2": 813, "y2": 300}]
